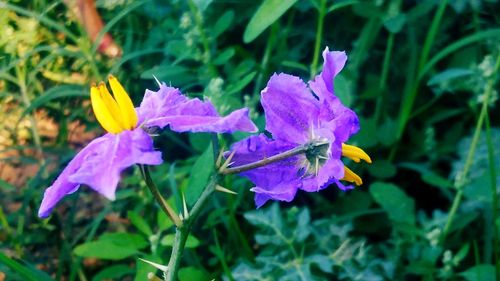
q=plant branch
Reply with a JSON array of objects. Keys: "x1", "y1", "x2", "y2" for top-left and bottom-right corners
[
  {"x1": 220, "y1": 142, "x2": 323, "y2": 175},
  {"x1": 440, "y1": 53, "x2": 500, "y2": 244},
  {"x1": 139, "y1": 165, "x2": 182, "y2": 227}
]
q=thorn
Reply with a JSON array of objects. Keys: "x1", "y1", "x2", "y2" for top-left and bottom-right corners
[
  {"x1": 315, "y1": 157, "x2": 319, "y2": 176},
  {"x1": 313, "y1": 140, "x2": 330, "y2": 146},
  {"x1": 139, "y1": 258, "x2": 168, "y2": 272},
  {"x1": 215, "y1": 150, "x2": 224, "y2": 169},
  {"x1": 153, "y1": 75, "x2": 161, "y2": 87},
  {"x1": 182, "y1": 192, "x2": 189, "y2": 220},
  {"x1": 219, "y1": 150, "x2": 236, "y2": 172},
  {"x1": 215, "y1": 185, "x2": 237, "y2": 195}
]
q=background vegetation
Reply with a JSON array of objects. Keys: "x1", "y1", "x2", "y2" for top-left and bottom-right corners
[{"x1": 0, "y1": 0, "x2": 499, "y2": 280}]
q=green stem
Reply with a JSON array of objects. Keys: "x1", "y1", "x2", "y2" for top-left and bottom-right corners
[
  {"x1": 140, "y1": 165, "x2": 182, "y2": 227},
  {"x1": 253, "y1": 23, "x2": 278, "y2": 104},
  {"x1": 164, "y1": 174, "x2": 219, "y2": 281},
  {"x1": 396, "y1": 0, "x2": 448, "y2": 139},
  {"x1": 221, "y1": 141, "x2": 325, "y2": 175},
  {"x1": 440, "y1": 53, "x2": 500, "y2": 244},
  {"x1": 485, "y1": 110, "x2": 499, "y2": 278},
  {"x1": 374, "y1": 32, "x2": 395, "y2": 123},
  {"x1": 187, "y1": 0, "x2": 217, "y2": 77},
  {"x1": 15, "y1": 66, "x2": 45, "y2": 167},
  {"x1": 418, "y1": 0, "x2": 448, "y2": 72},
  {"x1": 310, "y1": 0, "x2": 327, "y2": 79}
]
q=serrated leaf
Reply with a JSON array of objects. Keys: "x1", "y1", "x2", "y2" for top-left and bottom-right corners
[
  {"x1": 369, "y1": 182, "x2": 415, "y2": 225},
  {"x1": 243, "y1": 0, "x2": 298, "y2": 43}
]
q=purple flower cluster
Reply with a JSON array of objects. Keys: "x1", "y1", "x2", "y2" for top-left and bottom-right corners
[{"x1": 39, "y1": 47, "x2": 370, "y2": 217}]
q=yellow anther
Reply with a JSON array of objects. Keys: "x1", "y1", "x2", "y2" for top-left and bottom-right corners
[
  {"x1": 90, "y1": 85, "x2": 124, "y2": 134},
  {"x1": 108, "y1": 75, "x2": 138, "y2": 130},
  {"x1": 90, "y1": 76, "x2": 139, "y2": 134},
  {"x1": 98, "y1": 82, "x2": 123, "y2": 125},
  {"x1": 342, "y1": 166, "x2": 363, "y2": 186},
  {"x1": 342, "y1": 144, "x2": 372, "y2": 163}
]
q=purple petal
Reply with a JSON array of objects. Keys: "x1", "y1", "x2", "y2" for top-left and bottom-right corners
[
  {"x1": 228, "y1": 134, "x2": 304, "y2": 207},
  {"x1": 309, "y1": 47, "x2": 347, "y2": 102},
  {"x1": 333, "y1": 179, "x2": 355, "y2": 191},
  {"x1": 300, "y1": 157, "x2": 344, "y2": 192},
  {"x1": 136, "y1": 85, "x2": 188, "y2": 123},
  {"x1": 261, "y1": 73, "x2": 320, "y2": 144},
  {"x1": 138, "y1": 84, "x2": 257, "y2": 133},
  {"x1": 38, "y1": 129, "x2": 162, "y2": 218},
  {"x1": 147, "y1": 108, "x2": 257, "y2": 133},
  {"x1": 252, "y1": 181, "x2": 301, "y2": 208}
]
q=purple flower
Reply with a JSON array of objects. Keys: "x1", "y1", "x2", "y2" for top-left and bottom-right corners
[
  {"x1": 228, "y1": 47, "x2": 371, "y2": 207},
  {"x1": 38, "y1": 76, "x2": 257, "y2": 218}
]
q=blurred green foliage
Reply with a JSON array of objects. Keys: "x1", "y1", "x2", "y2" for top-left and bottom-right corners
[{"x1": 0, "y1": 0, "x2": 499, "y2": 280}]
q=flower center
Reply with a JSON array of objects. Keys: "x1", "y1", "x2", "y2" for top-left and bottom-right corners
[{"x1": 90, "y1": 75, "x2": 138, "y2": 134}]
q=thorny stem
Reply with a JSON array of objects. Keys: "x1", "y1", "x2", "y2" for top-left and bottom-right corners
[
  {"x1": 220, "y1": 141, "x2": 326, "y2": 175},
  {"x1": 164, "y1": 175, "x2": 219, "y2": 281},
  {"x1": 139, "y1": 165, "x2": 182, "y2": 227},
  {"x1": 161, "y1": 137, "x2": 320, "y2": 280},
  {"x1": 440, "y1": 53, "x2": 500, "y2": 244}
]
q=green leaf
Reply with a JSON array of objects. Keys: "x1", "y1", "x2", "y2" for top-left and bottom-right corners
[
  {"x1": 367, "y1": 159, "x2": 397, "y2": 179},
  {"x1": 157, "y1": 209, "x2": 174, "y2": 232},
  {"x1": 213, "y1": 48, "x2": 235, "y2": 65},
  {"x1": 92, "y1": 265, "x2": 134, "y2": 281},
  {"x1": 99, "y1": 232, "x2": 149, "y2": 250},
  {"x1": 0, "y1": 252, "x2": 54, "y2": 281},
  {"x1": 243, "y1": 0, "x2": 298, "y2": 43},
  {"x1": 427, "y1": 68, "x2": 474, "y2": 86},
  {"x1": 460, "y1": 264, "x2": 496, "y2": 281},
  {"x1": 226, "y1": 71, "x2": 257, "y2": 95},
  {"x1": 185, "y1": 145, "x2": 214, "y2": 206},
  {"x1": 334, "y1": 74, "x2": 352, "y2": 107},
  {"x1": 128, "y1": 211, "x2": 153, "y2": 236},
  {"x1": 21, "y1": 85, "x2": 86, "y2": 119},
  {"x1": 369, "y1": 182, "x2": 415, "y2": 225},
  {"x1": 74, "y1": 241, "x2": 138, "y2": 260},
  {"x1": 179, "y1": 267, "x2": 210, "y2": 281},
  {"x1": 377, "y1": 118, "x2": 398, "y2": 146},
  {"x1": 213, "y1": 10, "x2": 234, "y2": 37}
]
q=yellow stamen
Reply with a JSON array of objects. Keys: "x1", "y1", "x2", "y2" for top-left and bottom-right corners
[
  {"x1": 108, "y1": 75, "x2": 138, "y2": 130},
  {"x1": 342, "y1": 144, "x2": 372, "y2": 163},
  {"x1": 90, "y1": 76, "x2": 139, "y2": 134},
  {"x1": 342, "y1": 166, "x2": 363, "y2": 186},
  {"x1": 90, "y1": 85, "x2": 124, "y2": 134},
  {"x1": 98, "y1": 82, "x2": 123, "y2": 125}
]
